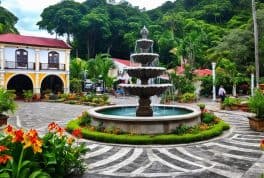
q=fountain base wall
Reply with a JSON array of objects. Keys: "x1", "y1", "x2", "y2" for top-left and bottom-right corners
[{"x1": 89, "y1": 105, "x2": 201, "y2": 134}]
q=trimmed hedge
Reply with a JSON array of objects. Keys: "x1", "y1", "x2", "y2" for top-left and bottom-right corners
[{"x1": 66, "y1": 119, "x2": 230, "y2": 145}]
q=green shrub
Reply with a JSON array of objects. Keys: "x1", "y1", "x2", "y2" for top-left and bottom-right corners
[
  {"x1": 172, "y1": 125, "x2": 191, "y2": 135},
  {"x1": 70, "y1": 78, "x2": 82, "y2": 93},
  {"x1": 79, "y1": 111, "x2": 91, "y2": 126},
  {"x1": 202, "y1": 112, "x2": 216, "y2": 124},
  {"x1": 200, "y1": 76, "x2": 213, "y2": 96},
  {"x1": 197, "y1": 103, "x2": 206, "y2": 109},
  {"x1": 180, "y1": 93, "x2": 197, "y2": 103},
  {"x1": 23, "y1": 90, "x2": 33, "y2": 101},
  {"x1": 66, "y1": 119, "x2": 229, "y2": 145},
  {"x1": 0, "y1": 88, "x2": 16, "y2": 116},
  {"x1": 249, "y1": 90, "x2": 264, "y2": 119},
  {"x1": 223, "y1": 97, "x2": 240, "y2": 107}
]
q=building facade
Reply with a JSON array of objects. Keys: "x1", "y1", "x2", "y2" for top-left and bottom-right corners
[{"x1": 0, "y1": 33, "x2": 71, "y2": 98}]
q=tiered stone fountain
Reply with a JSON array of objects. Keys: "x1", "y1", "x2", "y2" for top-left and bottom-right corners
[
  {"x1": 119, "y1": 26, "x2": 172, "y2": 116},
  {"x1": 89, "y1": 27, "x2": 201, "y2": 134}
]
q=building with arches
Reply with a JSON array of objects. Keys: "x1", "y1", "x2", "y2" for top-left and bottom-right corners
[{"x1": 0, "y1": 33, "x2": 71, "y2": 98}]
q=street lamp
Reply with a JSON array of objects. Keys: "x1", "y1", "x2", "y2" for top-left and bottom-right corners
[{"x1": 212, "y1": 62, "x2": 216, "y2": 101}]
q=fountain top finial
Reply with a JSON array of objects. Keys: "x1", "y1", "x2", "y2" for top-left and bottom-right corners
[{"x1": 140, "y1": 26, "x2": 149, "y2": 39}]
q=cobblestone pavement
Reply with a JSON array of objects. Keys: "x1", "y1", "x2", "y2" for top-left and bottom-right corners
[{"x1": 8, "y1": 97, "x2": 264, "y2": 178}]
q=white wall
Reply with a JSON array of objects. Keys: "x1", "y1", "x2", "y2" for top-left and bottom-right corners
[
  {"x1": 4, "y1": 46, "x2": 66, "y2": 64},
  {"x1": 4, "y1": 47, "x2": 34, "y2": 62},
  {"x1": 39, "y1": 50, "x2": 65, "y2": 64}
]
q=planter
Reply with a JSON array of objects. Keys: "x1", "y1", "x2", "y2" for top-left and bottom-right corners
[
  {"x1": 248, "y1": 117, "x2": 264, "y2": 131},
  {"x1": 0, "y1": 115, "x2": 9, "y2": 127}
]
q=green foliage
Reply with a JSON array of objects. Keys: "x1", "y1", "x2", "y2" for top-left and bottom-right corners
[
  {"x1": 170, "y1": 73, "x2": 195, "y2": 95},
  {"x1": 70, "y1": 78, "x2": 82, "y2": 93},
  {"x1": 202, "y1": 112, "x2": 216, "y2": 124},
  {"x1": 223, "y1": 97, "x2": 241, "y2": 107},
  {"x1": 197, "y1": 103, "x2": 206, "y2": 109},
  {"x1": 200, "y1": 76, "x2": 213, "y2": 96},
  {"x1": 172, "y1": 125, "x2": 191, "y2": 135},
  {"x1": 41, "y1": 132, "x2": 88, "y2": 177},
  {"x1": 249, "y1": 90, "x2": 264, "y2": 119},
  {"x1": 23, "y1": 90, "x2": 33, "y2": 101},
  {"x1": 66, "y1": 119, "x2": 230, "y2": 145},
  {"x1": 0, "y1": 6, "x2": 18, "y2": 34},
  {"x1": 0, "y1": 88, "x2": 16, "y2": 115},
  {"x1": 180, "y1": 93, "x2": 197, "y2": 103},
  {"x1": 78, "y1": 111, "x2": 91, "y2": 126}
]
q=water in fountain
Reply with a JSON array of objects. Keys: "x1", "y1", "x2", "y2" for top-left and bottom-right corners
[{"x1": 119, "y1": 26, "x2": 172, "y2": 116}]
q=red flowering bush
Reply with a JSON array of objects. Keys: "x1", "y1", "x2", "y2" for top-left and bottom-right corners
[{"x1": 0, "y1": 123, "x2": 88, "y2": 178}]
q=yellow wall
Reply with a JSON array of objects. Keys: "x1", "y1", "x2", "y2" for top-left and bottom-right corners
[{"x1": 3, "y1": 72, "x2": 67, "y2": 92}]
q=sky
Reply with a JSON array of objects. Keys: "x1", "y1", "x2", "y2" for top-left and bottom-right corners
[{"x1": 1, "y1": 0, "x2": 175, "y2": 39}]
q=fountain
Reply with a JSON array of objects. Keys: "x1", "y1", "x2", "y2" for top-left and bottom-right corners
[{"x1": 89, "y1": 27, "x2": 201, "y2": 134}]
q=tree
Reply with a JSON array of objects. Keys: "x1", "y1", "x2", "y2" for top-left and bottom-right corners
[
  {"x1": 0, "y1": 6, "x2": 18, "y2": 34},
  {"x1": 37, "y1": 0, "x2": 85, "y2": 42}
]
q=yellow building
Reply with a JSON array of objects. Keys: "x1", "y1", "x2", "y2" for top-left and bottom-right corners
[{"x1": 0, "y1": 33, "x2": 71, "y2": 98}]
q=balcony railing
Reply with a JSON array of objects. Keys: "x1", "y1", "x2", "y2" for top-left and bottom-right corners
[
  {"x1": 5, "y1": 61, "x2": 35, "y2": 70},
  {"x1": 40, "y1": 63, "x2": 65, "y2": 71}
]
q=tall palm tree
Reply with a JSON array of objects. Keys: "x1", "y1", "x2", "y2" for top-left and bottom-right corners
[{"x1": 252, "y1": 0, "x2": 259, "y2": 88}]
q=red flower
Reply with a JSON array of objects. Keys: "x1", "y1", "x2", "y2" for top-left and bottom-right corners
[
  {"x1": 0, "y1": 155, "x2": 12, "y2": 165},
  {"x1": 48, "y1": 122, "x2": 59, "y2": 131},
  {"x1": 12, "y1": 129, "x2": 24, "y2": 143},
  {"x1": 56, "y1": 127, "x2": 64, "y2": 136},
  {"x1": 0, "y1": 146, "x2": 8, "y2": 152},
  {"x1": 4, "y1": 125, "x2": 13, "y2": 134},
  {"x1": 72, "y1": 128, "x2": 82, "y2": 138}
]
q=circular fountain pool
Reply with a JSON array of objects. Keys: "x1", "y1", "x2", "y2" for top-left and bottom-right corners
[{"x1": 89, "y1": 105, "x2": 201, "y2": 134}]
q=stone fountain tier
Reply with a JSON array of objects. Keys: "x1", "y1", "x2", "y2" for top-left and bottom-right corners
[
  {"x1": 131, "y1": 53, "x2": 159, "y2": 66},
  {"x1": 136, "y1": 39, "x2": 153, "y2": 50},
  {"x1": 119, "y1": 84, "x2": 172, "y2": 97},
  {"x1": 125, "y1": 67, "x2": 166, "y2": 84}
]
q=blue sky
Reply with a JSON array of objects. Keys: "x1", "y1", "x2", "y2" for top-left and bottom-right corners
[{"x1": 1, "y1": 0, "x2": 174, "y2": 39}]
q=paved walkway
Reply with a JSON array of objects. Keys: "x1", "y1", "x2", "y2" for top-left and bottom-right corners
[{"x1": 7, "y1": 97, "x2": 264, "y2": 178}]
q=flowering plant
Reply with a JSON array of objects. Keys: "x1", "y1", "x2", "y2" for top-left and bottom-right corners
[{"x1": 0, "y1": 123, "x2": 88, "y2": 178}]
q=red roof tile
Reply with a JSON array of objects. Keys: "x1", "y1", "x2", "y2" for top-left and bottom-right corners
[
  {"x1": 193, "y1": 69, "x2": 212, "y2": 77},
  {"x1": 0, "y1": 33, "x2": 71, "y2": 49}
]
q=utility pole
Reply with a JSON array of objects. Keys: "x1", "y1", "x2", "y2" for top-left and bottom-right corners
[{"x1": 252, "y1": 0, "x2": 260, "y2": 88}]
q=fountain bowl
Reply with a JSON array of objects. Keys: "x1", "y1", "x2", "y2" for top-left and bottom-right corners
[
  {"x1": 119, "y1": 84, "x2": 172, "y2": 97},
  {"x1": 126, "y1": 67, "x2": 166, "y2": 81},
  {"x1": 136, "y1": 39, "x2": 154, "y2": 50},
  {"x1": 131, "y1": 53, "x2": 159, "y2": 65},
  {"x1": 89, "y1": 105, "x2": 201, "y2": 134}
]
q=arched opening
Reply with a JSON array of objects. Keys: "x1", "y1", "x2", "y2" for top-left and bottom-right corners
[
  {"x1": 41, "y1": 75, "x2": 63, "y2": 94},
  {"x1": 7, "y1": 74, "x2": 33, "y2": 97}
]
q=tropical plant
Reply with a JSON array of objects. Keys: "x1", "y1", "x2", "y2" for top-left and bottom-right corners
[
  {"x1": 249, "y1": 90, "x2": 264, "y2": 119},
  {"x1": 22, "y1": 90, "x2": 33, "y2": 102},
  {"x1": 70, "y1": 78, "x2": 83, "y2": 93},
  {"x1": 179, "y1": 93, "x2": 196, "y2": 103},
  {"x1": 222, "y1": 97, "x2": 241, "y2": 107},
  {"x1": 0, "y1": 88, "x2": 16, "y2": 118}
]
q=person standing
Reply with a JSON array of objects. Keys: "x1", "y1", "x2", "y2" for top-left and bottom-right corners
[{"x1": 218, "y1": 85, "x2": 226, "y2": 102}]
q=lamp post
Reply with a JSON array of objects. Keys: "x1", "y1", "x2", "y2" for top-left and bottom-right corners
[{"x1": 212, "y1": 62, "x2": 216, "y2": 101}]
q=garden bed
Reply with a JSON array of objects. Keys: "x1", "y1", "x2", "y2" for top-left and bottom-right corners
[{"x1": 66, "y1": 118, "x2": 230, "y2": 145}]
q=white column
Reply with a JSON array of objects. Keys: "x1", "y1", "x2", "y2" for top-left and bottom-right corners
[
  {"x1": 212, "y1": 62, "x2": 216, "y2": 101},
  {"x1": 0, "y1": 46, "x2": 4, "y2": 70},
  {"x1": 35, "y1": 49, "x2": 40, "y2": 71},
  {"x1": 251, "y1": 73, "x2": 254, "y2": 96},
  {"x1": 65, "y1": 50, "x2": 70, "y2": 71}
]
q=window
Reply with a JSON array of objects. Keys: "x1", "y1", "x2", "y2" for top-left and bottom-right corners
[
  {"x1": 16, "y1": 49, "x2": 28, "y2": 67},
  {"x1": 48, "y1": 51, "x2": 59, "y2": 68}
]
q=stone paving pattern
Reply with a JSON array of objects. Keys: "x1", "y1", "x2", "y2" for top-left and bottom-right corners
[{"x1": 7, "y1": 96, "x2": 264, "y2": 178}]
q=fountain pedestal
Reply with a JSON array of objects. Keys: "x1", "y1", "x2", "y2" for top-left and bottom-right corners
[{"x1": 136, "y1": 97, "x2": 153, "y2": 116}]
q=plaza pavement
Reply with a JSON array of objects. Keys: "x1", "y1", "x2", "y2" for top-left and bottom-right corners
[{"x1": 7, "y1": 96, "x2": 264, "y2": 178}]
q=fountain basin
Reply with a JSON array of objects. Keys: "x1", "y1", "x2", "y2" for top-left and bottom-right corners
[
  {"x1": 131, "y1": 53, "x2": 159, "y2": 65},
  {"x1": 126, "y1": 67, "x2": 166, "y2": 82},
  {"x1": 89, "y1": 105, "x2": 201, "y2": 134},
  {"x1": 119, "y1": 84, "x2": 172, "y2": 97}
]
